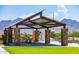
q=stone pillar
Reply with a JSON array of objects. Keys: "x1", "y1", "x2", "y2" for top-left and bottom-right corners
[
  {"x1": 32, "y1": 31, "x2": 36, "y2": 41},
  {"x1": 32, "y1": 29, "x2": 40, "y2": 42},
  {"x1": 34, "y1": 29, "x2": 39, "y2": 42},
  {"x1": 3, "y1": 28, "x2": 8, "y2": 44},
  {"x1": 2, "y1": 35, "x2": 5, "y2": 44},
  {"x1": 45, "y1": 28, "x2": 50, "y2": 44},
  {"x1": 14, "y1": 28, "x2": 20, "y2": 43},
  {"x1": 7, "y1": 27, "x2": 13, "y2": 43},
  {"x1": 61, "y1": 28, "x2": 68, "y2": 46}
]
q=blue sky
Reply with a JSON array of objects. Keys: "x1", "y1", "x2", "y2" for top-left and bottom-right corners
[{"x1": 0, "y1": 5, "x2": 79, "y2": 21}]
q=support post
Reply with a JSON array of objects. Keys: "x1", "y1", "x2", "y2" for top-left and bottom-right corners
[
  {"x1": 34, "y1": 29, "x2": 39, "y2": 42},
  {"x1": 3, "y1": 28, "x2": 8, "y2": 44},
  {"x1": 2, "y1": 35, "x2": 5, "y2": 44},
  {"x1": 7, "y1": 27, "x2": 13, "y2": 43},
  {"x1": 32, "y1": 29, "x2": 39, "y2": 42},
  {"x1": 61, "y1": 26, "x2": 68, "y2": 46},
  {"x1": 32, "y1": 31, "x2": 36, "y2": 41},
  {"x1": 14, "y1": 28, "x2": 20, "y2": 44},
  {"x1": 45, "y1": 28, "x2": 50, "y2": 44}
]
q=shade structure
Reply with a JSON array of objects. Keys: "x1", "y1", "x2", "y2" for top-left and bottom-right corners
[
  {"x1": 8, "y1": 16, "x2": 66, "y2": 29},
  {"x1": 3, "y1": 10, "x2": 68, "y2": 46}
]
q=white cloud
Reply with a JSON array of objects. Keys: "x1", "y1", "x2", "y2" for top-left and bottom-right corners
[
  {"x1": 71, "y1": 16, "x2": 79, "y2": 22},
  {"x1": 48, "y1": 5, "x2": 69, "y2": 21},
  {"x1": 0, "y1": 15, "x2": 14, "y2": 20},
  {"x1": 57, "y1": 5, "x2": 68, "y2": 13}
]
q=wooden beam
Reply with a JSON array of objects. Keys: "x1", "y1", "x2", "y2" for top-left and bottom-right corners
[
  {"x1": 19, "y1": 28, "x2": 33, "y2": 29},
  {"x1": 29, "y1": 20, "x2": 49, "y2": 28},
  {"x1": 40, "y1": 12, "x2": 42, "y2": 17},
  {"x1": 10, "y1": 27, "x2": 45, "y2": 29},
  {"x1": 18, "y1": 27, "x2": 44, "y2": 29},
  {"x1": 48, "y1": 24, "x2": 64, "y2": 28},
  {"x1": 22, "y1": 22, "x2": 37, "y2": 29},
  {"x1": 16, "y1": 25, "x2": 18, "y2": 28}
]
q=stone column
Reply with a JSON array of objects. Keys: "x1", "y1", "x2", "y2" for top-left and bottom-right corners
[
  {"x1": 32, "y1": 31, "x2": 35, "y2": 41},
  {"x1": 7, "y1": 27, "x2": 13, "y2": 43},
  {"x1": 2, "y1": 35, "x2": 5, "y2": 44},
  {"x1": 14, "y1": 28, "x2": 20, "y2": 43},
  {"x1": 34, "y1": 29, "x2": 39, "y2": 42},
  {"x1": 61, "y1": 27, "x2": 68, "y2": 46},
  {"x1": 3, "y1": 29, "x2": 7, "y2": 44},
  {"x1": 45, "y1": 28, "x2": 50, "y2": 44}
]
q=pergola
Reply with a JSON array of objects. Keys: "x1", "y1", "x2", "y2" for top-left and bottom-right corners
[{"x1": 2, "y1": 10, "x2": 68, "y2": 46}]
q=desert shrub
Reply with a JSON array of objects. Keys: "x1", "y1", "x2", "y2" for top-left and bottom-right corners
[
  {"x1": 69, "y1": 32, "x2": 79, "y2": 37},
  {"x1": 51, "y1": 32, "x2": 61, "y2": 40}
]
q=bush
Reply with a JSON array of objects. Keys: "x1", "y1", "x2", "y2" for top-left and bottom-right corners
[
  {"x1": 69, "y1": 32, "x2": 79, "y2": 37},
  {"x1": 54, "y1": 33, "x2": 61, "y2": 40},
  {"x1": 51, "y1": 32, "x2": 61, "y2": 40},
  {"x1": 21, "y1": 33, "x2": 32, "y2": 40}
]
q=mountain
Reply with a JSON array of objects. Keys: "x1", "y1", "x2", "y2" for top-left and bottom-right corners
[
  {"x1": 0, "y1": 18, "x2": 23, "y2": 34},
  {"x1": 11, "y1": 18, "x2": 22, "y2": 24},
  {"x1": 61, "y1": 18, "x2": 79, "y2": 32},
  {"x1": 0, "y1": 20, "x2": 11, "y2": 32}
]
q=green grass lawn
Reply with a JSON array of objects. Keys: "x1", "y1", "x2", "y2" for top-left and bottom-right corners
[{"x1": 3, "y1": 46, "x2": 79, "y2": 54}]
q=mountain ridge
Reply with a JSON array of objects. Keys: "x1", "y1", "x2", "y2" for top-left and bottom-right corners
[
  {"x1": 0, "y1": 18, "x2": 22, "y2": 33},
  {"x1": 61, "y1": 18, "x2": 79, "y2": 31}
]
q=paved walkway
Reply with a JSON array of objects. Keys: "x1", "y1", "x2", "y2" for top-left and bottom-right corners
[{"x1": 0, "y1": 45, "x2": 9, "y2": 54}]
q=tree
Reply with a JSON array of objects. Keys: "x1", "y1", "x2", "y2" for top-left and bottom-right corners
[
  {"x1": 21, "y1": 33, "x2": 32, "y2": 42},
  {"x1": 69, "y1": 31, "x2": 79, "y2": 41},
  {"x1": 54, "y1": 32, "x2": 61, "y2": 40},
  {"x1": 51, "y1": 32, "x2": 61, "y2": 40},
  {"x1": 69, "y1": 32, "x2": 79, "y2": 37}
]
